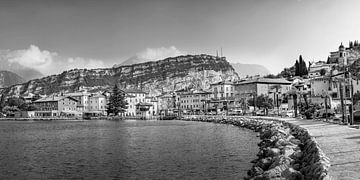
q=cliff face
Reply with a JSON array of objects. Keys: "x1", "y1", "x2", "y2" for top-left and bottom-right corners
[{"x1": 1, "y1": 54, "x2": 238, "y2": 96}]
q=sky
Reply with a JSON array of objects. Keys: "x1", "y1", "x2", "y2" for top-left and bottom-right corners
[{"x1": 1, "y1": 0, "x2": 360, "y2": 75}]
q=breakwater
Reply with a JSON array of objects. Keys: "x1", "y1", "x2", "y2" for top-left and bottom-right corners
[{"x1": 182, "y1": 116, "x2": 331, "y2": 180}]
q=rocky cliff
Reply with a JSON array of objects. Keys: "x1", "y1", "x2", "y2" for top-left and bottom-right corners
[{"x1": 1, "y1": 54, "x2": 238, "y2": 96}]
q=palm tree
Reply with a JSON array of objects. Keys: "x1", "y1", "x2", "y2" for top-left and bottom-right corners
[
  {"x1": 270, "y1": 84, "x2": 281, "y2": 115},
  {"x1": 287, "y1": 87, "x2": 299, "y2": 118}
]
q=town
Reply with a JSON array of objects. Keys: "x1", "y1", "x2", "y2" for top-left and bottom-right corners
[{"x1": 1, "y1": 41, "x2": 359, "y2": 125}]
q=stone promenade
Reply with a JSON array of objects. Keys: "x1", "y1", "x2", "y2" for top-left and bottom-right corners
[{"x1": 282, "y1": 118, "x2": 360, "y2": 180}]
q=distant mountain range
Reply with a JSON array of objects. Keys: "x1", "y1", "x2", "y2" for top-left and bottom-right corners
[
  {"x1": 230, "y1": 63, "x2": 270, "y2": 78},
  {"x1": 0, "y1": 54, "x2": 44, "y2": 81},
  {"x1": 0, "y1": 70, "x2": 25, "y2": 88},
  {"x1": 113, "y1": 55, "x2": 150, "y2": 67}
]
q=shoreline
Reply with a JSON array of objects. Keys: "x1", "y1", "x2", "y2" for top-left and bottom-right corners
[{"x1": 181, "y1": 115, "x2": 331, "y2": 180}]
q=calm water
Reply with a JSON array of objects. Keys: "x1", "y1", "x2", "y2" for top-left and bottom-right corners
[{"x1": 0, "y1": 120, "x2": 259, "y2": 179}]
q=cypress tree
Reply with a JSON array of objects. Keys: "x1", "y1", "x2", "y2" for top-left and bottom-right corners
[
  {"x1": 298, "y1": 55, "x2": 308, "y2": 76},
  {"x1": 295, "y1": 60, "x2": 300, "y2": 76},
  {"x1": 326, "y1": 56, "x2": 330, "y2": 64}
]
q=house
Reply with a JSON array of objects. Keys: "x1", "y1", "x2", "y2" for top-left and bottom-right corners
[
  {"x1": 33, "y1": 96, "x2": 79, "y2": 117},
  {"x1": 308, "y1": 61, "x2": 335, "y2": 78}
]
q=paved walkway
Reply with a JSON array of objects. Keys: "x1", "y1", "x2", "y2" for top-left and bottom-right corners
[{"x1": 282, "y1": 118, "x2": 360, "y2": 180}]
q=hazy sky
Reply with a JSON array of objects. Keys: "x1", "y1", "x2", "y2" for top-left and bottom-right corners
[{"x1": 1, "y1": 0, "x2": 360, "y2": 75}]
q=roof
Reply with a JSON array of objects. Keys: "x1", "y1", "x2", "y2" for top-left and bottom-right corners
[
  {"x1": 181, "y1": 90, "x2": 212, "y2": 95},
  {"x1": 66, "y1": 92, "x2": 90, "y2": 97},
  {"x1": 236, "y1": 78, "x2": 292, "y2": 85},
  {"x1": 157, "y1": 93, "x2": 174, "y2": 98},
  {"x1": 124, "y1": 89, "x2": 147, "y2": 94},
  {"x1": 90, "y1": 94, "x2": 106, "y2": 98},
  {"x1": 34, "y1": 96, "x2": 78, "y2": 103},
  {"x1": 210, "y1": 81, "x2": 234, "y2": 86},
  {"x1": 135, "y1": 102, "x2": 153, "y2": 106},
  {"x1": 125, "y1": 94, "x2": 136, "y2": 98}
]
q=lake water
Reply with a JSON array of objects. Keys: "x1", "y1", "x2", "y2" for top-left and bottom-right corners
[{"x1": 0, "y1": 120, "x2": 259, "y2": 179}]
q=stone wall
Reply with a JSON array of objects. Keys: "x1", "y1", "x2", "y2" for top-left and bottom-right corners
[{"x1": 182, "y1": 116, "x2": 331, "y2": 180}]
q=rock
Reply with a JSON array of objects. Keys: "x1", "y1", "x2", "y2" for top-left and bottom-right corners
[
  {"x1": 263, "y1": 164, "x2": 289, "y2": 179},
  {"x1": 255, "y1": 157, "x2": 273, "y2": 170},
  {"x1": 289, "y1": 138, "x2": 302, "y2": 145},
  {"x1": 266, "y1": 148, "x2": 281, "y2": 157},
  {"x1": 282, "y1": 167, "x2": 303, "y2": 180},
  {"x1": 269, "y1": 155, "x2": 293, "y2": 169},
  {"x1": 248, "y1": 166, "x2": 264, "y2": 177}
]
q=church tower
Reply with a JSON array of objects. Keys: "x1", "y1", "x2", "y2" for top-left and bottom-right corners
[{"x1": 338, "y1": 42, "x2": 347, "y2": 65}]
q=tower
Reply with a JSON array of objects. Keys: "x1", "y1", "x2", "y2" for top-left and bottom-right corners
[{"x1": 338, "y1": 42, "x2": 347, "y2": 65}]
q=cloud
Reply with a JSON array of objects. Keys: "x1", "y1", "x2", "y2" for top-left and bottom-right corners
[
  {"x1": 137, "y1": 46, "x2": 185, "y2": 60},
  {"x1": 3, "y1": 45, "x2": 105, "y2": 75}
]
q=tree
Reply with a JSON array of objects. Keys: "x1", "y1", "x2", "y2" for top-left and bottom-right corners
[
  {"x1": 294, "y1": 55, "x2": 308, "y2": 77},
  {"x1": 295, "y1": 60, "x2": 300, "y2": 76},
  {"x1": 247, "y1": 94, "x2": 273, "y2": 115},
  {"x1": 353, "y1": 92, "x2": 360, "y2": 105},
  {"x1": 299, "y1": 55, "x2": 308, "y2": 76},
  {"x1": 2, "y1": 106, "x2": 19, "y2": 117},
  {"x1": 106, "y1": 84, "x2": 128, "y2": 116},
  {"x1": 319, "y1": 68, "x2": 327, "y2": 76},
  {"x1": 326, "y1": 56, "x2": 330, "y2": 64},
  {"x1": 0, "y1": 95, "x2": 5, "y2": 112}
]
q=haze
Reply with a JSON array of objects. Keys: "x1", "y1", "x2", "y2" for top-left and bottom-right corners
[{"x1": 1, "y1": 0, "x2": 359, "y2": 75}]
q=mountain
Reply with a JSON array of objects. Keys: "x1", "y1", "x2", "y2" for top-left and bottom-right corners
[
  {"x1": 0, "y1": 52, "x2": 44, "y2": 81},
  {"x1": 113, "y1": 55, "x2": 150, "y2": 67},
  {"x1": 230, "y1": 63, "x2": 270, "y2": 77},
  {"x1": 1, "y1": 54, "x2": 239, "y2": 96},
  {"x1": 0, "y1": 71, "x2": 25, "y2": 88}
]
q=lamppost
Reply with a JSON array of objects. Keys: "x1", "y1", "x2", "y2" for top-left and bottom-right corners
[{"x1": 321, "y1": 91, "x2": 330, "y2": 122}]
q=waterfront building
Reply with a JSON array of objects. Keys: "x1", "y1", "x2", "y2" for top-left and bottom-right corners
[
  {"x1": 33, "y1": 96, "x2": 79, "y2": 117},
  {"x1": 179, "y1": 90, "x2": 212, "y2": 114},
  {"x1": 135, "y1": 102, "x2": 153, "y2": 119},
  {"x1": 157, "y1": 92, "x2": 176, "y2": 115},
  {"x1": 210, "y1": 81, "x2": 235, "y2": 99},
  {"x1": 235, "y1": 78, "x2": 292, "y2": 107},
  {"x1": 88, "y1": 93, "x2": 107, "y2": 115},
  {"x1": 122, "y1": 89, "x2": 147, "y2": 117},
  {"x1": 66, "y1": 92, "x2": 91, "y2": 112},
  {"x1": 145, "y1": 96, "x2": 158, "y2": 116}
]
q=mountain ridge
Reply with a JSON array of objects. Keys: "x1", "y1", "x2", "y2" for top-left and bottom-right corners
[
  {"x1": 1, "y1": 54, "x2": 239, "y2": 96},
  {"x1": 230, "y1": 63, "x2": 270, "y2": 77}
]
